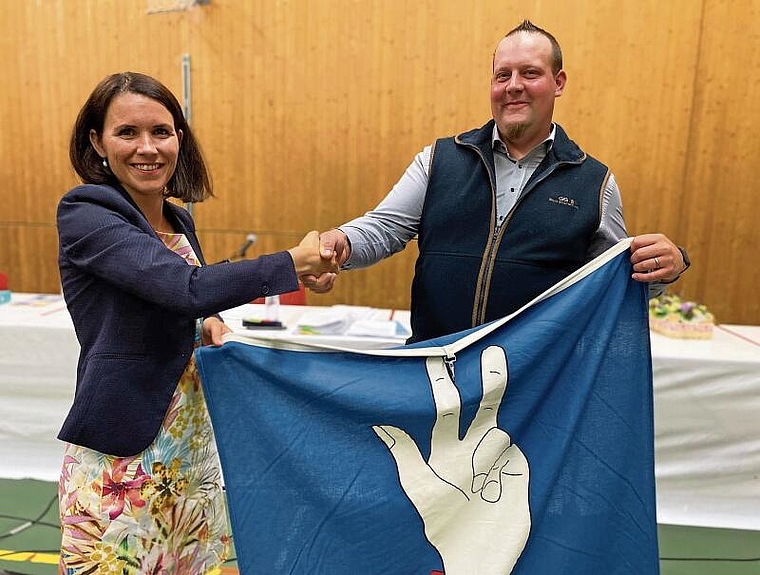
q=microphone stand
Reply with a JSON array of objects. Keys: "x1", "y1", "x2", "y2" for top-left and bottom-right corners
[{"x1": 218, "y1": 233, "x2": 257, "y2": 263}]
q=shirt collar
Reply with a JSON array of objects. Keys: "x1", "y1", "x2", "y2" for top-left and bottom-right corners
[{"x1": 492, "y1": 123, "x2": 556, "y2": 161}]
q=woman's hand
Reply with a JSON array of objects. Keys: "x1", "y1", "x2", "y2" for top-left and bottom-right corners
[{"x1": 202, "y1": 316, "x2": 232, "y2": 346}]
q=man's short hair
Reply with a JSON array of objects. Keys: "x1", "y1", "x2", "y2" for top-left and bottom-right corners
[{"x1": 503, "y1": 20, "x2": 563, "y2": 74}]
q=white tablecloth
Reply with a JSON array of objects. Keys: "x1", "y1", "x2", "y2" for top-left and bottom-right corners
[
  {"x1": 1, "y1": 293, "x2": 758, "y2": 530},
  {"x1": 650, "y1": 324, "x2": 760, "y2": 530},
  {"x1": 0, "y1": 294, "x2": 78, "y2": 481}
]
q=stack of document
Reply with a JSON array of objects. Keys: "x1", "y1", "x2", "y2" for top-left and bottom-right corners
[
  {"x1": 294, "y1": 306, "x2": 409, "y2": 339},
  {"x1": 295, "y1": 307, "x2": 360, "y2": 335}
]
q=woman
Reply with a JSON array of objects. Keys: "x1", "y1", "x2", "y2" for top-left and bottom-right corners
[{"x1": 56, "y1": 71, "x2": 334, "y2": 573}]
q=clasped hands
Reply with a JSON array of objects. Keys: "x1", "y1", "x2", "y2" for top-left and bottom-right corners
[
  {"x1": 288, "y1": 230, "x2": 342, "y2": 280},
  {"x1": 299, "y1": 228, "x2": 349, "y2": 293}
]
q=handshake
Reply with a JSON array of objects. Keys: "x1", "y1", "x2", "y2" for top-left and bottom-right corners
[{"x1": 287, "y1": 229, "x2": 349, "y2": 293}]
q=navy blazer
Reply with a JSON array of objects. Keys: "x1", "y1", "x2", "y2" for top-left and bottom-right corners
[{"x1": 57, "y1": 184, "x2": 298, "y2": 456}]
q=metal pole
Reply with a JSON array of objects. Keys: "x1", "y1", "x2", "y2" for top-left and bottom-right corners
[{"x1": 182, "y1": 53, "x2": 194, "y2": 214}]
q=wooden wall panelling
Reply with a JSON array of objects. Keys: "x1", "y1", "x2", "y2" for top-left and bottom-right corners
[
  {"x1": 0, "y1": 227, "x2": 61, "y2": 292},
  {"x1": 0, "y1": 0, "x2": 193, "y2": 293},
  {"x1": 678, "y1": 0, "x2": 760, "y2": 324},
  {"x1": 1, "y1": 0, "x2": 758, "y2": 323},
  {"x1": 550, "y1": 2, "x2": 703, "y2": 243}
]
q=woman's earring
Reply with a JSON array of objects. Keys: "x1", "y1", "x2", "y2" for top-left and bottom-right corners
[{"x1": 102, "y1": 158, "x2": 109, "y2": 169}]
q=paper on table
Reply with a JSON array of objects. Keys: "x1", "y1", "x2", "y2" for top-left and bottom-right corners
[
  {"x1": 295, "y1": 308, "x2": 354, "y2": 335},
  {"x1": 345, "y1": 319, "x2": 411, "y2": 338},
  {"x1": 294, "y1": 306, "x2": 390, "y2": 336}
]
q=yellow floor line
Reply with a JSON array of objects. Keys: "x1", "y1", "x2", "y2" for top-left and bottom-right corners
[
  {"x1": 0, "y1": 548, "x2": 59, "y2": 564},
  {"x1": 0, "y1": 549, "x2": 237, "y2": 573}
]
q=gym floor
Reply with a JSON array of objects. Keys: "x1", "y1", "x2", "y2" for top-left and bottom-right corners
[{"x1": 1, "y1": 478, "x2": 758, "y2": 575}]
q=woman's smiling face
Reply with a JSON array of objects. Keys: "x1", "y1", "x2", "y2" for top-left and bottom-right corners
[{"x1": 89, "y1": 92, "x2": 182, "y2": 201}]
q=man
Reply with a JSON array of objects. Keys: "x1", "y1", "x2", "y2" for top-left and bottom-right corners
[{"x1": 304, "y1": 20, "x2": 689, "y2": 343}]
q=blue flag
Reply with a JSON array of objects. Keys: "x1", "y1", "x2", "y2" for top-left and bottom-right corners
[{"x1": 196, "y1": 241, "x2": 659, "y2": 574}]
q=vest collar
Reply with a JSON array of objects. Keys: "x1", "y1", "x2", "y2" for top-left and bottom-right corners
[{"x1": 457, "y1": 120, "x2": 586, "y2": 164}]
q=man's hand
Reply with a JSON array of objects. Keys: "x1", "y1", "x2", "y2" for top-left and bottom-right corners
[
  {"x1": 318, "y1": 228, "x2": 352, "y2": 265},
  {"x1": 630, "y1": 233, "x2": 686, "y2": 283}
]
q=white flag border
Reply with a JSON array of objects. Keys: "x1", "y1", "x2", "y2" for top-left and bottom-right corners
[{"x1": 221, "y1": 238, "x2": 633, "y2": 359}]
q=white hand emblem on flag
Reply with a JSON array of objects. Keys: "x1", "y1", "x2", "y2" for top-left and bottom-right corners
[{"x1": 373, "y1": 345, "x2": 531, "y2": 575}]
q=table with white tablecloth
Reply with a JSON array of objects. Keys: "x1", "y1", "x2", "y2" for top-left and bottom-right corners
[
  {"x1": 649, "y1": 324, "x2": 760, "y2": 530},
  {"x1": 0, "y1": 294, "x2": 78, "y2": 481},
  {"x1": 1, "y1": 293, "x2": 758, "y2": 530},
  {"x1": 0, "y1": 294, "x2": 412, "y2": 482}
]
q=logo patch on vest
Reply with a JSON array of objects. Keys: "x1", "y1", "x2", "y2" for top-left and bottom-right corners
[{"x1": 548, "y1": 196, "x2": 579, "y2": 209}]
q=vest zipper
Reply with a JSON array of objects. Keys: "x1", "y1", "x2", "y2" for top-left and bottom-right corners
[
  {"x1": 469, "y1": 153, "x2": 580, "y2": 326},
  {"x1": 464, "y1": 143, "x2": 499, "y2": 328}
]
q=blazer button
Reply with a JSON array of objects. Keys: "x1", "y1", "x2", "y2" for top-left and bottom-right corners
[{"x1": 261, "y1": 285, "x2": 270, "y2": 295}]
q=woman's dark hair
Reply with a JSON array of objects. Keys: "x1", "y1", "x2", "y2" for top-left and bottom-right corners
[{"x1": 69, "y1": 72, "x2": 213, "y2": 202}]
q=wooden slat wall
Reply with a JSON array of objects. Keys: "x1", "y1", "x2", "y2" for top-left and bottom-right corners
[
  {"x1": 677, "y1": 0, "x2": 760, "y2": 325},
  {"x1": 0, "y1": 0, "x2": 757, "y2": 324}
]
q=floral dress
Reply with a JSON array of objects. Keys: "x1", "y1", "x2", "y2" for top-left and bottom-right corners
[{"x1": 58, "y1": 232, "x2": 231, "y2": 574}]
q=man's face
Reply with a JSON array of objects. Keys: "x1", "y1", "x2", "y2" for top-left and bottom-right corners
[{"x1": 490, "y1": 32, "x2": 566, "y2": 148}]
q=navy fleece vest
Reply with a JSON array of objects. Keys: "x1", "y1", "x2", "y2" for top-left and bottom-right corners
[{"x1": 409, "y1": 122, "x2": 609, "y2": 342}]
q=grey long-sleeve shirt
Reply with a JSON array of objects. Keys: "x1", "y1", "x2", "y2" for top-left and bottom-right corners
[{"x1": 340, "y1": 124, "x2": 626, "y2": 269}]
